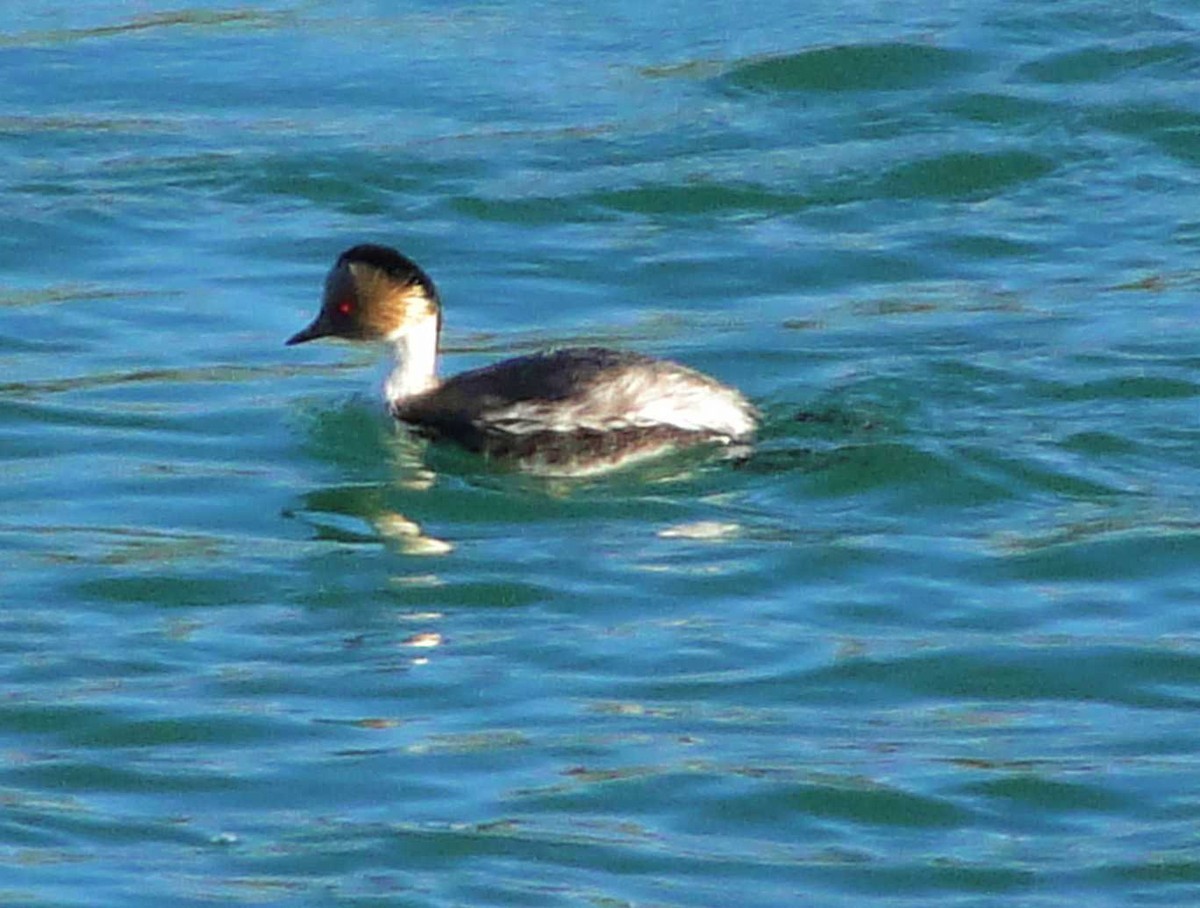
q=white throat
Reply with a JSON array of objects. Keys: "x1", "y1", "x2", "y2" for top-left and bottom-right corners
[{"x1": 383, "y1": 314, "x2": 440, "y2": 406}]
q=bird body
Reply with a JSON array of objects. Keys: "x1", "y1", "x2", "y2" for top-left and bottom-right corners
[{"x1": 288, "y1": 244, "x2": 756, "y2": 475}]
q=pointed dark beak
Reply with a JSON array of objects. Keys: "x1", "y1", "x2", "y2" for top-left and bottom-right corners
[{"x1": 285, "y1": 315, "x2": 332, "y2": 346}]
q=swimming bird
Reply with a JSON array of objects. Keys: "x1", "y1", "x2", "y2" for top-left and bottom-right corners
[{"x1": 287, "y1": 244, "x2": 757, "y2": 475}]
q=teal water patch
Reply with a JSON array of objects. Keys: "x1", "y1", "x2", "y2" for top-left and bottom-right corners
[
  {"x1": 1088, "y1": 103, "x2": 1200, "y2": 166},
  {"x1": 939, "y1": 91, "x2": 1066, "y2": 127},
  {"x1": 725, "y1": 43, "x2": 973, "y2": 93},
  {"x1": 1017, "y1": 41, "x2": 1200, "y2": 84},
  {"x1": 875, "y1": 151, "x2": 1055, "y2": 200},
  {"x1": 586, "y1": 182, "x2": 810, "y2": 217}
]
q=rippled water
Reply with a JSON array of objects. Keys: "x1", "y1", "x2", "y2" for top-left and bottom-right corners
[{"x1": 3, "y1": 2, "x2": 1200, "y2": 905}]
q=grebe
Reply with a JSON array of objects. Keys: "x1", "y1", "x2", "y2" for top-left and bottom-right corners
[{"x1": 287, "y1": 244, "x2": 757, "y2": 475}]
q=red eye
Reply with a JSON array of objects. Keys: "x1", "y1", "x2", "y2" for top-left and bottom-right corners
[{"x1": 337, "y1": 299, "x2": 354, "y2": 316}]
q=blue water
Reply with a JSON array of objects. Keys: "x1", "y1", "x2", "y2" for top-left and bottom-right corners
[{"x1": 3, "y1": 2, "x2": 1200, "y2": 905}]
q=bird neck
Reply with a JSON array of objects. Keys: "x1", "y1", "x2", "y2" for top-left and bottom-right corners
[{"x1": 383, "y1": 315, "x2": 440, "y2": 405}]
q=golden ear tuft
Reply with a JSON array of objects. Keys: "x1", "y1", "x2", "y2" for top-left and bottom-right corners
[{"x1": 357, "y1": 281, "x2": 439, "y2": 339}]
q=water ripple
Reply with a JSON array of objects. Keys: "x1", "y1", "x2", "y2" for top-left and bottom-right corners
[{"x1": 725, "y1": 43, "x2": 974, "y2": 93}]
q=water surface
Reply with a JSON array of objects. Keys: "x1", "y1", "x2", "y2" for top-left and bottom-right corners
[{"x1": 3, "y1": 1, "x2": 1200, "y2": 905}]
